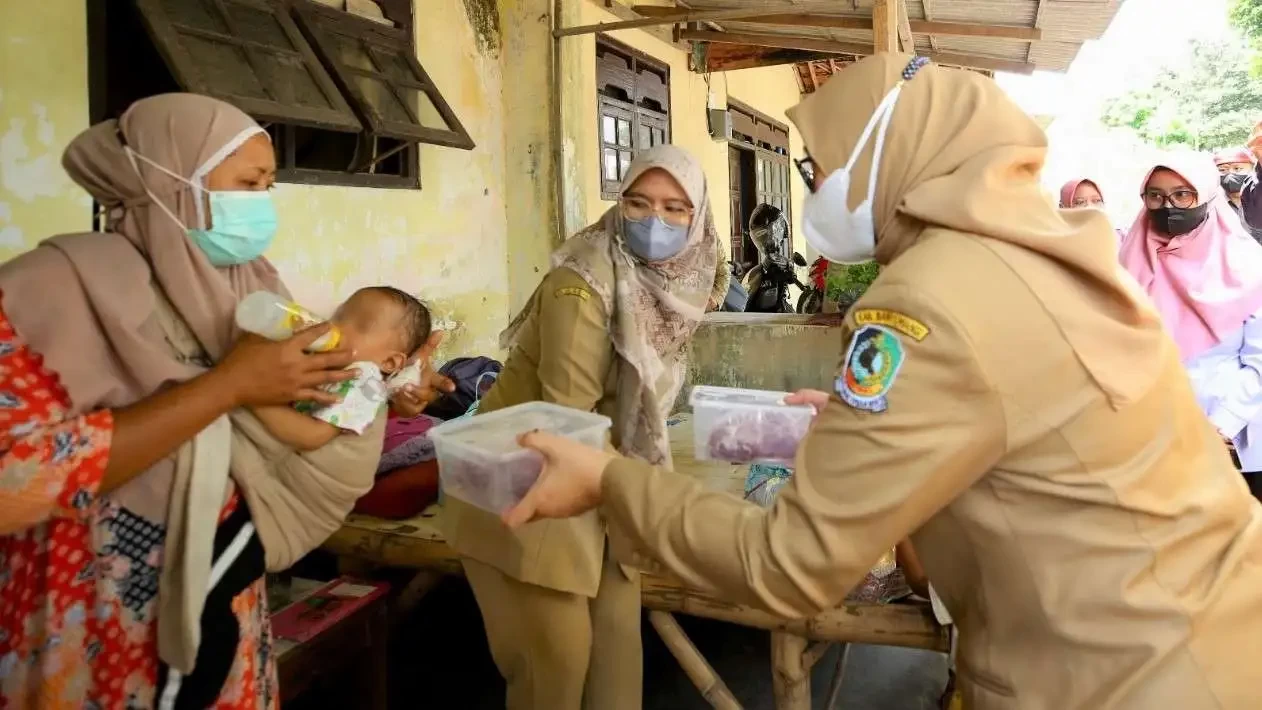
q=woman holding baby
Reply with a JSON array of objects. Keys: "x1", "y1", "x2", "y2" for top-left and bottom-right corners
[{"x1": 0, "y1": 94, "x2": 449, "y2": 708}]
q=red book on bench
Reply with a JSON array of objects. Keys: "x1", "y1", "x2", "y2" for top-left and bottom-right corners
[{"x1": 271, "y1": 578, "x2": 390, "y2": 644}]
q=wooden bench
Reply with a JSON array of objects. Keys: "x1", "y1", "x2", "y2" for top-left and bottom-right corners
[{"x1": 324, "y1": 417, "x2": 948, "y2": 709}]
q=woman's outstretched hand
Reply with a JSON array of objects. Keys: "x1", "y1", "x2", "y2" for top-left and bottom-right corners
[
  {"x1": 784, "y1": 388, "x2": 830, "y2": 414},
  {"x1": 501, "y1": 431, "x2": 616, "y2": 529},
  {"x1": 391, "y1": 330, "x2": 456, "y2": 418},
  {"x1": 217, "y1": 324, "x2": 357, "y2": 407}
]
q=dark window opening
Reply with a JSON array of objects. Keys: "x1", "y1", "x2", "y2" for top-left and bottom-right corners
[{"x1": 725, "y1": 99, "x2": 792, "y2": 261}]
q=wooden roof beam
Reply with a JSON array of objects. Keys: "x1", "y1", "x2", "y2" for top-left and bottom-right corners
[
  {"x1": 922, "y1": 0, "x2": 941, "y2": 52},
  {"x1": 872, "y1": 0, "x2": 897, "y2": 53},
  {"x1": 555, "y1": 6, "x2": 790, "y2": 38},
  {"x1": 1027, "y1": 0, "x2": 1048, "y2": 63},
  {"x1": 692, "y1": 41, "x2": 840, "y2": 73},
  {"x1": 630, "y1": 6, "x2": 1043, "y2": 41},
  {"x1": 896, "y1": 0, "x2": 914, "y2": 53},
  {"x1": 679, "y1": 29, "x2": 1036, "y2": 74}
]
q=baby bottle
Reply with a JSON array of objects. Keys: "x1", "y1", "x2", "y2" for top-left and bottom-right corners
[{"x1": 235, "y1": 291, "x2": 341, "y2": 352}]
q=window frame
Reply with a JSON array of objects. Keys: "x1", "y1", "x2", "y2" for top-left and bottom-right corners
[
  {"x1": 726, "y1": 98, "x2": 793, "y2": 255},
  {"x1": 131, "y1": 0, "x2": 361, "y2": 132},
  {"x1": 596, "y1": 36, "x2": 671, "y2": 201},
  {"x1": 293, "y1": 1, "x2": 474, "y2": 150},
  {"x1": 117, "y1": 0, "x2": 474, "y2": 190},
  {"x1": 267, "y1": 123, "x2": 421, "y2": 189}
]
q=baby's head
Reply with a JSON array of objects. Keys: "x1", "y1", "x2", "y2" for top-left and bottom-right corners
[{"x1": 331, "y1": 286, "x2": 432, "y2": 374}]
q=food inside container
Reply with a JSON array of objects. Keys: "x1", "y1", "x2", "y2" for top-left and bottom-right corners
[
  {"x1": 429, "y1": 401, "x2": 611, "y2": 513},
  {"x1": 689, "y1": 385, "x2": 814, "y2": 465}
]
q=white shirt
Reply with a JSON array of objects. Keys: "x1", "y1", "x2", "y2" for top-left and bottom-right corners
[{"x1": 1184, "y1": 311, "x2": 1262, "y2": 470}]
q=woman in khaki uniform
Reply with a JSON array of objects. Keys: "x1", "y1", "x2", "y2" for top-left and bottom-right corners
[
  {"x1": 444, "y1": 145, "x2": 719, "y2": 709},
  {"x1": 503, "y1": 54, "x2": 1262, "y2": 709}
]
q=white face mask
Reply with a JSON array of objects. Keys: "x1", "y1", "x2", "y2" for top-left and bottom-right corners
[{"x1": 801, "y1": 84, "x2": 903, "y2": 264}]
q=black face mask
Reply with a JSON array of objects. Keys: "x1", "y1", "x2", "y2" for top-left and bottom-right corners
[
  {"x1": 1148, "y1": 204, "x2": 1210, "y2": 237},
  {"x1": 1221, "y1": 173, "x2": 1249, "y2": 194}
]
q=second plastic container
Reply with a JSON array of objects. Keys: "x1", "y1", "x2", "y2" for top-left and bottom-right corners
[
  {"x1": 689, "y1": 385, "x2": 815, "y2": 465},
  {"x1": 429, "y1": 401, "x2": 612, "y2": 513}
]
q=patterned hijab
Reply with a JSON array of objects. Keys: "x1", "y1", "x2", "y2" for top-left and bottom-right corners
[{"x1": 503, "y1": 145, "x2": 718, "y2": 464}]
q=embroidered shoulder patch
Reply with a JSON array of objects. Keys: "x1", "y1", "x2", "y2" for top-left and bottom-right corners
[
  {"x1": 554, "y1": 286, "x2": 591, "y2": 301},
  {"x1": 852, "y1": 308, "x2": 929, "y2": 341},
  {"x1": 836, "y1": 325, "x2": 905, "y2": 413}
]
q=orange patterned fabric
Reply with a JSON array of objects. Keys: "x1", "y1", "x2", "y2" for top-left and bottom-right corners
[{"x1": 0, "y1": 300, "x2": 277, "y2": 709}]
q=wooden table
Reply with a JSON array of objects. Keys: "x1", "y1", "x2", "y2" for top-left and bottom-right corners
[{"x1": 324, "y1": 417, "x2": 948, "y2": 709}]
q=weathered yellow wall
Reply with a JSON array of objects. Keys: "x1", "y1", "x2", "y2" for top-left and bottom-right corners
[
  {"x1": 0, "y1": 0, "x2": 92, "y2": 256},
  {"x1": 270, "y1": 0, "x2": 512, "y2": 358},
  {"x1": 565, "y1": 1, "x2": 806, "y2": 254},
  {"x1": 0, "y1": 0, "x2": 536, "y2": 361}
]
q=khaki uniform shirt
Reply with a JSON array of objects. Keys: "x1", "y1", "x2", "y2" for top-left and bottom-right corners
[
  {"x1": 599, "y1": 230, "x2": 1262, "y2": 709},
  {"x1": 443, "y1": 266, "x2": 618, "y2": 597}
]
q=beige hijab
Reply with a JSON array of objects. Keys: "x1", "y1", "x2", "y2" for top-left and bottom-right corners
[
  {"x1": 787, "y1": 54, "x2": 1165, "y2": 408},
  {"x1": 0, "y1": 94, "x2": 382, "y2": 670},
  {"x1": 503, "y1": 145, "x2": 718, "y2": 464}
]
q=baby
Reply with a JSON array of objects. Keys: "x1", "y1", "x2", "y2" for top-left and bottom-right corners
[{"x1": 253, "y1": 286, "x2": 431, "y2": 451}]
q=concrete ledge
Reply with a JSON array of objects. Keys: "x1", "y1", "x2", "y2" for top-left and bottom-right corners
[{"x1": 677, "y1": 314, "x2": 844, "y2": 410}]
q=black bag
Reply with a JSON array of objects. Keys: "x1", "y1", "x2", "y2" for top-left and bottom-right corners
[{"x1": 426, "y1": 356, "x2": 502, "y2": 420}]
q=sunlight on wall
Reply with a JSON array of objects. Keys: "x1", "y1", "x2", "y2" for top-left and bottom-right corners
[{"x1": 0, "y1": 0, "x2": 92, "y2": 257}]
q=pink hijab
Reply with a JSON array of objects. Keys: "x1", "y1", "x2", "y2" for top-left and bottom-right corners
[
  {"x1": 1118, "y1": 152, "x2": 1262, "y2": 360},
  {"x1": 1059, "y1": 178, "x2": 1103, "y2": 208}
]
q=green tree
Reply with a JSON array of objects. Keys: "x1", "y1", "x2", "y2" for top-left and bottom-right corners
[
  {"x1": 1100, "y1": 38, "x2": 1262, "y2": 151},
  {"x1": 1230, "y1": 0, "x2": 1262, "y2": 43}
]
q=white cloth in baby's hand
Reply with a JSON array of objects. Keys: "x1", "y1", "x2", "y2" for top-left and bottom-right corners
[{"x1": 296, "y1": 361, "x2": 387, "y2": 434}]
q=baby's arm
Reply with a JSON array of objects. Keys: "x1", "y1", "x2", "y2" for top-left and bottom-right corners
[{"x1": 251, "y1": 405, "x2": 341, "y2": 451}]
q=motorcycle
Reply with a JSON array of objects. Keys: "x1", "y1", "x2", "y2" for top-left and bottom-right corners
[
  {"x1": 719, "y1": 260, "x2": 751, "y2": 312},
  {"x1": 745, "y1": 251, "x2": 808, "y2": 313},
  {"x1": 796, "y1": 256, "x2": 829, "y2": 314}
]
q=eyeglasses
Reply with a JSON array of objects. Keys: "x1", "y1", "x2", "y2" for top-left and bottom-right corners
[
  {"x1": 620, "y1": 195, "x2": 694, "y2": 227},
  {"x1": 1141, "y1": 188, "x2": 1198, "y2": 210},
  {"x1": 795, "y1": 156, "x2": 818, "y2": 194}
]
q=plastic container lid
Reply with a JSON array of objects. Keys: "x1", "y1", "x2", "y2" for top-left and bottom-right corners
[
  {"x1": 689, "y1": 385, "x2": 812, "y2": 411},
  {"x1": 429, "y1": 401, "x2": 611, "y2": 452}
]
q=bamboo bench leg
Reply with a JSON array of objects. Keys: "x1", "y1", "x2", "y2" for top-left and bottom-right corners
[
  {"x1": 648, "y1": 611, "x2": 742, "y2": 710},
  {"x1": 770, "y1": 632, "x2": 811, "y2": 710}
]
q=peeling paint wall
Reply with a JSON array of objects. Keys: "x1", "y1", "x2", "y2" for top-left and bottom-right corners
[
  {"x1": 0, "y1": 0, "x2": 92, "y2": 258},
  {"x1": 270, "y1": 0, "x2": 512, "y2": 359}
]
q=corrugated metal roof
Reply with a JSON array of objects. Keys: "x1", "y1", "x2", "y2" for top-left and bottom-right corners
[{"x1": 666, "y1": 0, "x2": 1122, "y2": 87}]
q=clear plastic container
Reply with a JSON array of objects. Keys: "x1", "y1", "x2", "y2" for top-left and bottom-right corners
[
  {"x1": 689, "y1": 385, "x2": 815, "y2": 465},
  {"x1": 429, "y1": 401, "x2": 612, "y2": 513}
]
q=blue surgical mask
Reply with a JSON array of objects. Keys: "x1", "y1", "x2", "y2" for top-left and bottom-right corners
[
  {"x1": 623, "y1": 216, "x2": 689, "y2": 262},
  {"x1": 187, "y1": 191, "x2": 279, "y2": 266},
  {"x1": 124, "y1": 143, "x2": 278, "y2": 266}
]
